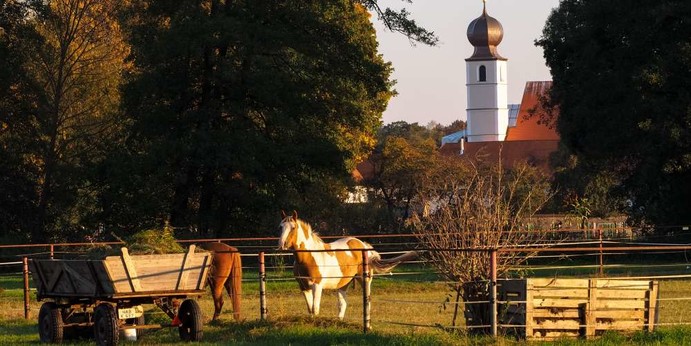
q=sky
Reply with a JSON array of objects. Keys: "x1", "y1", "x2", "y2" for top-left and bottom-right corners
[{"x1": 372, "y1": 0, "x2": 560, "y2": 126}]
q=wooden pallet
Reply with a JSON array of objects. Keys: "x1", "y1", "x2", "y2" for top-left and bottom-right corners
[{"x1": 498, "y1": 278, "x2": 658, "y2": 340}]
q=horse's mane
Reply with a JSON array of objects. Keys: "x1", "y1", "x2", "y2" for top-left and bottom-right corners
[{"x1": 297, "y1": 218, "x2": 325, "y2": 245}]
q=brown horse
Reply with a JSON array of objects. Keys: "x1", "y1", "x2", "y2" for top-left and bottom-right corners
[{"x1": 199, "y1": 242, "x2": 242, "y2": 321}]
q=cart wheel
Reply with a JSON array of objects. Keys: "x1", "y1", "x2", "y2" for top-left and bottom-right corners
[
  {"x1": 178, "y1": 299, "x2": 203, "y2": 341},
  {"x1": 38, "y1": 302, "x2": 64, "y2": 343},
  {"x1": 93, "y1": 303, "x2": 119, "y2": 346}
]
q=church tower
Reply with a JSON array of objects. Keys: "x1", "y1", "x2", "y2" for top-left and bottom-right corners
[{"x1": 466, "y1": 2, "x2": 508, "y2": 142}]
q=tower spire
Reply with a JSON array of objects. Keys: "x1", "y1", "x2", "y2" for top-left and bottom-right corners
[{"x1": 465, "y1": 0, "x2": 509, "y2": 143}]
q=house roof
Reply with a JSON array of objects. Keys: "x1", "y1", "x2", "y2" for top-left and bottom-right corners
[
  {"x1": 505, "y1": 81, "x2": 558, "y2": 141},
  {"x1": 352, "y1": 159, "x2": 376, "y2": 183},
  {"x1": 462, "y1": 140, "x2": 559, "y2": 172}
]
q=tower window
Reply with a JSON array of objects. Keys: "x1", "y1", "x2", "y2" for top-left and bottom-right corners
[{"x1": 479, "y1": 65, "x2": 487, "y2": 82}]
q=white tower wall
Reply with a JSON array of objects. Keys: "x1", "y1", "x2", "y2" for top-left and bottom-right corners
[{"x1": 466, "y1": 59, "x2": 508, "y2": 142}]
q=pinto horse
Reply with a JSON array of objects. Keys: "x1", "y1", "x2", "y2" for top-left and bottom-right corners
[
  {"x1": 199, "y1": 242, "x2": 242, "y2": 321},
  {"x1": 277, "y1": 211, "x2": 417, "y2": 321}
]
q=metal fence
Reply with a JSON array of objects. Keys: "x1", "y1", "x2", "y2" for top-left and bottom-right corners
[{"x1": 3, "y1": 229, "x2": 691, "y2": 338}]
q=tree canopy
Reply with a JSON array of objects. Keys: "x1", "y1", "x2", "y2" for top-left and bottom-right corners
[
  {"x1": 101, "y1": 1, "x2": 396, "y2": 236},
  {"x1": 0, "y1": 0, "x2": 437, "y2": 241},
  {"x1": 537, "y1": 0, "x2": 691, "y2": 227},
  {"x1": 0, "y1": 0, "x2": 130, "y2": 242}
]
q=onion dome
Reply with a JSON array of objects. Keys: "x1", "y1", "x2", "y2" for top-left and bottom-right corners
[{"x1": 466, "y1": 3, "x2": 506, "y2": 60}]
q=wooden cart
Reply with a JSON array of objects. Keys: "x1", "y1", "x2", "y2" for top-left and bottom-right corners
[{"x1": 30, "y1": 245, "x2": 212, "y2": 346}]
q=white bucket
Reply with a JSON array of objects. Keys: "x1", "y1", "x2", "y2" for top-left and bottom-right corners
[{"x1": 123, "y1": 328, "x2": 137, "y2": 341}]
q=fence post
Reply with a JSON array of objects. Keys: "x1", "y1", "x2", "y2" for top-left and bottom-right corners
[
  {"x1": 362, "y1": 249, "x2": 370, "y2": 333},
  {"x1": 23, "y1": 257, "x2": 30, "y2": 319},
  {"x1": 259, "y1": 252, "x2": 267, "y2": 321},
  {"x1": 490, "y1": 249, "x2": 497, "y2": 337},
  {"x1": 598, "y1": 229, "x2": 604, "y2": 277},
  {"x1": 50, "y1": 244, "x2": 54, "y2": 260}
]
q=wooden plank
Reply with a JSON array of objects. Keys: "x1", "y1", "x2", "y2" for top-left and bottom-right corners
[
  {"x1": 526, "y1": 281, "x2": 534, "y2": 338},
  {"x1": 594, "y1": 299, "x2": 646, "y2": 310},
  {"x1": 539, "y1": 331, "x2": 580, "y2": 339},
  {"x1": 529, "y1": 278, "x2": 589, "y2": 288},
  {"x1": 595, "y1": 279, "x2": 650, "y2": 289},
  {"x1": 590, "y1": 309, "x2": 645, "y2": 320},
  {"x1": 104, "y1": 257, "x2": 130, "y2": 293},
  {"x1": 103, "y1": 251, "x2": 212, "y2": 293},
  {"x1": 533, "y1": 319, "x2": 581, "y2": 330},
  {"x1": 120, "y1": 248, "x2": 142, "y2": 292},
  {"x1": 533, "y1": 288, "x2": 589, "y2": 298},
  {"x1": 585, "y1": 279, "x2": 597, "y2": 338},
  {"x1": 530, "y1": 308, "x2": 581, "y2": 319},
  {"x1": 62, "y1": 262, "x2": 97, "y2": 294},
  {"x1": 596, "y1": 289, "x2": 648, "y2": 299},
  {"x1": 647, "y1": 281, "x2": 659, "y2": 332},
  {"x1": 29, "y1": 261, "x2": 46, "y2": 295},
  {"x1": 195, "y1": 253, "x2": 211, "y2": 290},
  {"x1": 533, "y1": 298, "x2": 587, "y2": 308},
  {"x1": 45, "y1": 263, "x2": 65, "y2": 294},
  {"x1": 595, "y1": 320, "x2": 645, "y2": 330},
  {"x1": 176, "y1": 245, "x2": 195, "y2": 290}
]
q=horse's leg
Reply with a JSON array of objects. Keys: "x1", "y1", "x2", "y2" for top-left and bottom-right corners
[
  {"x1": 337, "y1": 287, "x2": 348, "y2": 320},
  {"x1": 210, "y1": 278, "x2": 225, "y2": 320},
  {"x1": 301, "y1": 289, "x2": 314, "y2": 315},
  {"x1": 312, "y1": 283, "x2": 324, "y2": 316}
]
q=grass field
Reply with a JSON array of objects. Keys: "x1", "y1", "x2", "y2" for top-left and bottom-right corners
[{"x1": 3, "y1": 266, "x2": 691, "y2": 345}]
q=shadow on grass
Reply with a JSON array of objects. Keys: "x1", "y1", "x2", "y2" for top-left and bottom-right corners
[
  {"x1": 204, "y1": 316, "x2": 454, "y2": 345},
  {"x1": 0, "y1": 318, "x2": 39, "y2": 344}
]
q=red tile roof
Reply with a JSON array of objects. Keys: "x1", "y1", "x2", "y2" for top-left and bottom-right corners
[
  {"x1": 462, "y1": 140, "x2": 559, "y2": 172},
  {"x1": 505, "y1": 81, "x2": 559, "y2": 141}
]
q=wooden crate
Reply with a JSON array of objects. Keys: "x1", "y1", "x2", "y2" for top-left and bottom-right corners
[
  {"x1": 31, "y1": 245, "x2": 212, "y2": 299},
  {"x1": 498, "y1": 278, "x2": 658, "y2": 340}
]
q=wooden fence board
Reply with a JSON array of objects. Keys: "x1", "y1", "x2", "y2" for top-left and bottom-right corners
[
  {"x1": 530, "y1": 309, "x2": 581, "y2": 319},
  {"x1": 594, "y1": 299, "x2": 646, "y2": 310},
  {"x1": 533, "y1": 319, "x2": 581, "y2": 330},
  {"x1": 596, "y1": 289, "x2": 648, "y2": 299},
  {"x1": 596, "y1": 280, "x2": 651, "y2": 289},
  {"x1": 530, "y1": 278, "x2": 590, "y2": 288},
  {"x1": 590, "y1": 310, "x2": 645, "y2": 320},
  {"x1": 533, "y1": 298, "x2": 586, "y2": 308},
  {"x1": 532, "y1": 288, "x2": 589, "y2": 298}
]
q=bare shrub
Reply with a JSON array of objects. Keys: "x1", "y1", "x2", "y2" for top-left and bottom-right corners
[{"x1": 410, "y1": 158, "x2": 552, "y2": 333}]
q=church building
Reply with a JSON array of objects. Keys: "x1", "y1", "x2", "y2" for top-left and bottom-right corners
[{"x1": 440, "y1": 3, "x2": 559, "y2": 171}]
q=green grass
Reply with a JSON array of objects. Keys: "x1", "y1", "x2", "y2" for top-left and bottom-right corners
[{"x1": 3, "y1": 270, "x2": 691, "y2": 345}]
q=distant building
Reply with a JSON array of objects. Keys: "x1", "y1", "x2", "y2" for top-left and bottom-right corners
[{"x1": 440, "y1": 3, "x2": 559, "y2": 172}]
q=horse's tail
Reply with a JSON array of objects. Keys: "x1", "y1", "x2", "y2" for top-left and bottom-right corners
[
  {"x1": 368, "y1": 250, "x2": 418, "y2": 273},
  {"x1": 229, "y1": 251, "x2": 243, "y2": 321}
]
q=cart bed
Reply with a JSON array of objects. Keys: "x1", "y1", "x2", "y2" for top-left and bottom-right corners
[{"x1": 31, "y1": 245, "x2": 211, "y2": 300}]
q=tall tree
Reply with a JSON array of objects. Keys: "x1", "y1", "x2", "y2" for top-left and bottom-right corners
[
  {"x1": 0, "y1": 0, "x2": 39, "y2": 239},
  {"x1": 0, "y1": 0, "x2": 130, "y2": 241},
  {"x1": 365, "y1": 122, "x2": 439, "y2": 229},
  {"x1": 537, "y1": 0, "x2": 691, "y2": 227},
  {"x1": 109, "y1": 1, "x2": 396, "y2": 236}
]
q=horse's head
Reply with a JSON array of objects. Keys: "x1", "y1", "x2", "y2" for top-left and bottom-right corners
[{"x1": 278, "y1": 210, "x2": 300, "y2": 250}]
